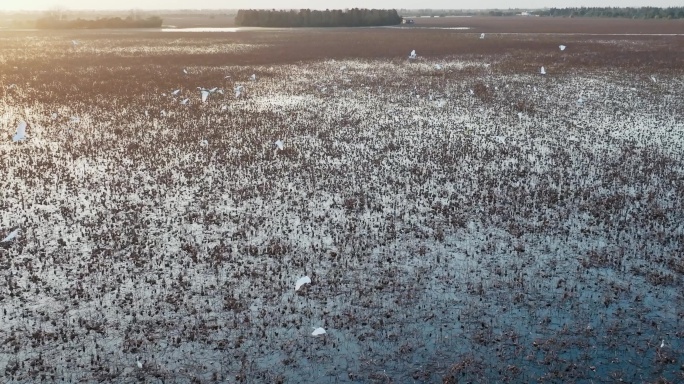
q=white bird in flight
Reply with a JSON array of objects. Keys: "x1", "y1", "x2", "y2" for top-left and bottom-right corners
[
  {"x1": 295, "y1": 276, "x2": 311, "y2": 291},
  {"x1": 274, "y1": 140, "x2": 284, "y2": 151},
  {"x1": 13, "y1": 121, "x2": 27, "y2": 142},
  {"x1": 180, "y1": 98, "x2": 189, "y2": 105},
  {"x1": 200, "y1": 89, "x2": 210, "y2": 103},
  {"x1": 171, "y1": 89, "x2": 180, "y2": 96},
  {"x1": 559, "y1": 45, "x2": 566, "y2": 51},
  {"x1": 234, "y1": 85, "x2": 243, "y2": 98},
  {"x1": 311, "y1": 327, "x2": 326, "y2": 336},
  {"x1": 1, "y1": 228, "x2": 20, "y2": 243}
]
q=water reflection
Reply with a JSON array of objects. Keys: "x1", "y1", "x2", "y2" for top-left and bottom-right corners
[{"x1": 161, "y1": 27, "x2": 240, "y2": 32}]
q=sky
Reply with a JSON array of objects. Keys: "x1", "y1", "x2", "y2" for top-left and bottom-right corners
[{"x1": 1, "y1": 0, "x2": 682, "y2": 11}]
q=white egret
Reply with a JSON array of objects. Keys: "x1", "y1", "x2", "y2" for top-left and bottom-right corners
[
  {"x1": 250, "y1": 74, "x2": 256, "y2": 81},
  {"x1": 295, "y1": 276, "x2": 311, "y2": 291},
  {"x1": 235, "y1": 85, "x2": 243, "y2": 98},
  {"x1": 12, "y1": 121, "x2": 27, "y2": 142},
  {"x1": 559, "y1": 45, "x2": 566, "y2": 51},
  {"x1": 311, "y1": 327, "x2": 326, "y2": 336},
  {"x1": 274, "y1": 140, "x2": 284, "y2": 150},
  {"x1": 171, "y1": 89, "x2": 180, "y2": 96},
  {"x1": 1, "y1": 228, "x2": 20, "y2": 243},
  {"x1": 480, "y1": 33, "x2": 485, "y2": 39},
  {"x1": 540, "y1": 66, "x2": 546, "y2": 75},
  {"x1": 180, "y1": 98, "x2": 189, "y2": 105},
  {"x1": 200, "y1": 89, "x2": 210, "y2": 103},
  {"x1": 408, "y1": 50, "x2": 416, "y2": 59}
]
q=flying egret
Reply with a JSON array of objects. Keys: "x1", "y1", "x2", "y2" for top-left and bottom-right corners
[
  {"x1": 559, "y1": 45, "x2": 566, "y2": 51},
  {"x1": 200, "y1": 89, "x2": 210, "y2": 103},
  {"x1": 180, "y1": 98, "x2": 189, "y2": 105},
  {"x1": 274, "y1": 140, "x2": 284, "y2": 151},
  {"x1": 480, "y1": 33, "x2": 485, "y2": 39},
  {"x1": 1, "y1": 228, "x2": 20, "y2": 243},
  {"x1": 311, "y1": 327, "x2": 326, "y2": 336},
  {"x1": 295, "y1": 276, "x2": 311, "y2": 291},
  {"x1": 651, "y1": 76, "x2": 657, "y2": 83},
  {"x1": 171, "y1": 89, "x2": 180, "y2": 96},
  {"x1": 492, "y1": 136, "x2": 506, "y2": 145},
  {"x1": 408, "y1": 50, "x2": 416, "y2": 59},
  {"x1": 12, "y1": 121, "x2": 27, "y2": 142},
  {"x1": 540, "y1": 66, "x2": 546, "y2": 75},
  {"x1": 234, "y1": 85, "x2": 243, "y2": 98}
]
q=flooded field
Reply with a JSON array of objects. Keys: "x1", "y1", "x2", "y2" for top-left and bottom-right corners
[{"x1": 1, "y1": 19, "x2": 683, "y2": 383}]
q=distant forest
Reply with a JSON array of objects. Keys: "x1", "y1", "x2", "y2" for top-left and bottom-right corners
[
  {"x1": 35, "y1": 16, "x2": 163, "y2": 29},
  {"x1": 537, "y1": 7, "x2": 684, "y2": 19},
  {"x1": 235, "y1": 9, "x2": 403, "y2": 27},
  {"x1": 400, "y1": 7, "x2": 684, "y2": 19}
]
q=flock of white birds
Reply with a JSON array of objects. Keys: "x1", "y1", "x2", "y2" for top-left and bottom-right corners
[{"x1": 1, "y1": 33, "x2": 683, "y2": 383}]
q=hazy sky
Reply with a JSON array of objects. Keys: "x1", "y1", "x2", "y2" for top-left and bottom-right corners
[{"x1": 1, "y1": 0, "x2": 682, "y2": 11}]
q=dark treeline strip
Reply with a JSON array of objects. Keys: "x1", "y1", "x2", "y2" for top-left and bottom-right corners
[
  {"x1": 35, "y1": 16, "x2": 163, "y2": 29},
  {"x1": 485, "y1": 7, "x2": 684, "y2": 19},
  {"x1": 538, "y1": 7, "x2": 684, "y2": 19},
  {"x1": 235, "y1": 8, "x2": 402, "y2": 27}
]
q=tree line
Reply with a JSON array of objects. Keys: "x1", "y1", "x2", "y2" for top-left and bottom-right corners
[
  {"x1": 35, "y1": 16, "x2": 163, "y2": 29},
  {"x1": 235, "y1": 9, "x2": 402, "y2": 27},
  {"x1": 538, "y1": 7, "x2": 684, "y2": 19}
]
